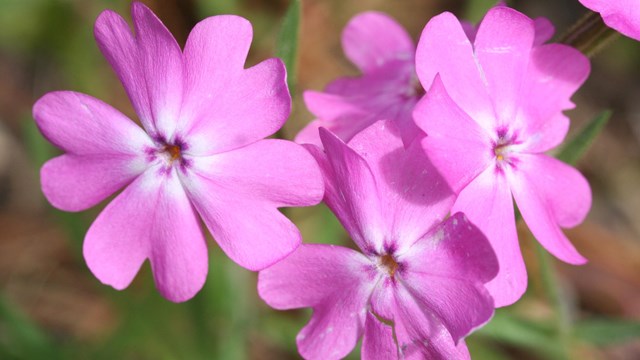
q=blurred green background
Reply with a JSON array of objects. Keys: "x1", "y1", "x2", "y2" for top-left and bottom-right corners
[{"x1": 1, "y1": 0, "x2": 640, "y2": 359}]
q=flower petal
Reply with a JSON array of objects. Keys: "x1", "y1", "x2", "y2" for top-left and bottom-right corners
[
  {"x1": 416, "y1": 76, "x2": 493, "y2": 194},
  {"x1": 300, "y1": 91, "x2": 372, "y2": 145},
  {"x1": 33, "y1": 91, "x2": 151, "y2": 211},
  {"x1": 181, "y1": 15, "x2": 290, "y2": 154},
  {"x1": 183, "y1": 163, "x2": 308, "y2": 271},
  {"x1": 400, "y1": 212, "x2": 498, "y2": 286},
  {"x1": 258, "y1": 243, "x2": 372, "y2": 309},
  {"x1": 392, "y1": 285, "x2": 471, "y2": 359},
  {"x1": 310, "y1": 129, "x2": 386, "y2": 254},
  {"x1": 258, "y1": 244, "x2": 374, "y2": 360},
  {"x1": 533, "y1": 17, "x2": 555, "y2": 45},
  {"x1": 301, "y1": 59, "x2": 419, "y2": 146},
  {"x1": 347, "y1": 120, "x2": 454, "y2": 250},
  {"x1": 41, "y1": 154, "x2": 142, "y2": 212},
  {"x1": 402, "y1": 274, "x2": 494, "y2": 344},
  {"x1": 189, "y1": 139, "x2": 323, "y2": 207},
  {"x1": 294, "y1": 119, "x2": 323, "y2": 147},
  {"x1": 342, "y1": 11, "x2": 414, "y2": 73},
  {"x1": 509, "y1": 154, "x2": 589, "y2": 264},
  {"x1": 33, "y1": 91, "x2": 151, "y2": 154},
  {"x1": 515, "y1": 44, "x2": 590, "y2": 153},
  {"x1": 94, "y1": 3, "x2": 183, "y2": 135},
  {"x1": 579, "y1": 0, "x2": 640, "y2": 41},
  {"x1": 452, "y1": 166, "x2": 526, "y2": 307},
  {"x1": 474, "y1": 6, "x2": 534, "y2": 124},
  {"x1": 84, "y1": 168, "x2": 208, "y2": 302},
  {"x1": 398, "y1": 213, "x2": 497, "y2": 341},
  {"x1": 416, "y1": 12, "x2": 494, "y2": 130},
  {"x1": 362, "y1": 312, "x2": 398, "y2": 360}
]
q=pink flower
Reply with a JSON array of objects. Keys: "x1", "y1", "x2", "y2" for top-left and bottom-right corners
[
  {"x1": 296, "y1": 12, "x2": 424, "y2": 146},
  {"x1": 33, "y1": 2, "x2": 323, "y2": 302},
  {"x1": 579, "y1": 0, "x2": 640, "y2": 41},
  {"x1": 414, "y1": 7, "x2": 591, "y2": 306},
  {"x1": 259, "y1": 121, "x2": 498, "y2": 359}
]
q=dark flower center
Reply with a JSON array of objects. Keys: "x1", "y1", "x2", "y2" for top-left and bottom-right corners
[
  {"x1": 492, "y1": 127, "x2": 520, "y2": 167},
  {"x1": 380, "y1": 253, "x2": 399, "y2": 278},
  {"x1": 146, "y1": 134, "x2": 192, "y2": 173},
  {"x1": 164, "y1": 144, "x2": 182, "y2": 162}
]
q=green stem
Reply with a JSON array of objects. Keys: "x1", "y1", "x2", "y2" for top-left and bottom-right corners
[
  {"x1": 557, "y1": 11, "x2": 620, "y2": 58},
  {"x1": 534, "y1": 243, "x2": 572, "y2": 359}
]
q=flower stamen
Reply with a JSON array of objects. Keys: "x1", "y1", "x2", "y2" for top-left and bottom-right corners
[
  {"x1": 165, "y1": 144, "x2": 181, "y2": 162},
  {"x1": 380, "y1": 253, "x2": 399, "y2": 278}
]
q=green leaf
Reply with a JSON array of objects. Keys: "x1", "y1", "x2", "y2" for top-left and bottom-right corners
[
  {"x1": 556, "y1": 110, "x2": 611, "y2": 165},
  {"x1": 0, "y1": 294, "x2": 62, "y2": 360},
  {"x1": 276, "y1": 0, "x2": 301, "y2": 94},
  {"x1": 476, "y1": 309, "x2": 564, "y2": 359},
  {"x1": 463, "y1": 0, "x2": 500, "y2": 23},
  {"x1": 574, "y1": 318, "x2": 640, "y2": 345}
]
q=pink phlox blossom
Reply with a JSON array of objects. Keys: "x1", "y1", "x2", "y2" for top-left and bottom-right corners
[
  {"x1": 296, "y1": 11, "x2": 424, "y2": 147},
  {"x1": 33, "y1": 2, "x2": 323, "y2": 302},
  {"x1": 414, "y1": 6, "x2": 591, "y2": 307},
  {"x1": 579, "y1": 0, "x2": 640, "y2": 41},
  {"x1": 259, "y1": 120, "x2": 499, "y2": 359}
]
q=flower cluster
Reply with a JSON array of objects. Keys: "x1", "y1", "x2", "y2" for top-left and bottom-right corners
[{"x1": 33, "y1": 1, "x2": 613, "y2": 359}]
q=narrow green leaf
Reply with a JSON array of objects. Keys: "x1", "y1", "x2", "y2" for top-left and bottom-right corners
[
  {"x1": 276, "y1": 0, "x2": 301, "y2": 94},
  {"x1": 0, "y1": 294, "x2": 62, "y2": 360},
  {"x1": 574, "y1": 318, "x2": 640, "y2": 345},
  {"x1": 476, "y1": 309, "x2": 563, "y2": 359},
  {"x1": 556, "y1": 110, "x2": 611, "y2": 165}
]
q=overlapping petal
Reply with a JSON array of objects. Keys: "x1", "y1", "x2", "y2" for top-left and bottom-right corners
[
  {"x1": 300, "y1": 59, "x2": 419, "y2": 146},
  {"x1": 84, "y1": 168, "x2": 208, "y2": 302},
  {"x1": 401, "y1": 213, "x2": 498, "y2": 285},
  {"x1": 347, "y1": 120, "x2": 454, "y2": 249},
  {"x1": 258, "y1": 244, "x2": 374, "y2": 360},
  {"x1": 416, "y1": 76, "x2": 493, "y2": 193},
  {"x1": 515, "y1": 44, "x2": 590, "y2": 153},
  {"x1": 362, "y1": 312, "x2": 398, "y2": 360},
  {"x1": 94, "y1": 3, "x2": 183, "y2": 135},
  {"x1": 308, "y1": 129, "x2": 386, "y2": 253},
  {"x1": 399, "y1": 213, "x2": 497, "y2": 341},
  {"x1": 416, "y1": 12, "x2": 494, "y2": 131},
  {"x1": 579, "y1": 0, "x2": 640, "y2": 41},
  {"x1": 342, "y1": 11, "x2": 414, "y2": 73},
  {"x1": 452, "y1": 167, "x2": 526, "y2": 307},
  {"x1": 391, "y1": 285, "x2": 471, "y2": 359},
  {"x1": 509, "y1": 154, "x2": 589, "y2": 264},
  {"x1": 474, "y1": 6, "x2": 534, "y2": 124},
  {"x1": 533, "y1": 17, "x2": 555, "y2": 45}
]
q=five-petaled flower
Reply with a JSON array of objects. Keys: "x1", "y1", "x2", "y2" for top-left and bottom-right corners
[
  {"x1": 414, "y1": 6, "x2": 591, "y2": 307},
  {"x1": 259, "y1": 121, "x2": 498, "y2": 359},
  {"x1": 578, "y1": 0, "x2": 640, "y2": 41},
  {"x1": 33, "y1": 2, "x2": 323, "y2": 302},
  {"x1": 296, "y1": 11, "x2": 425, "y2": 147}
]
